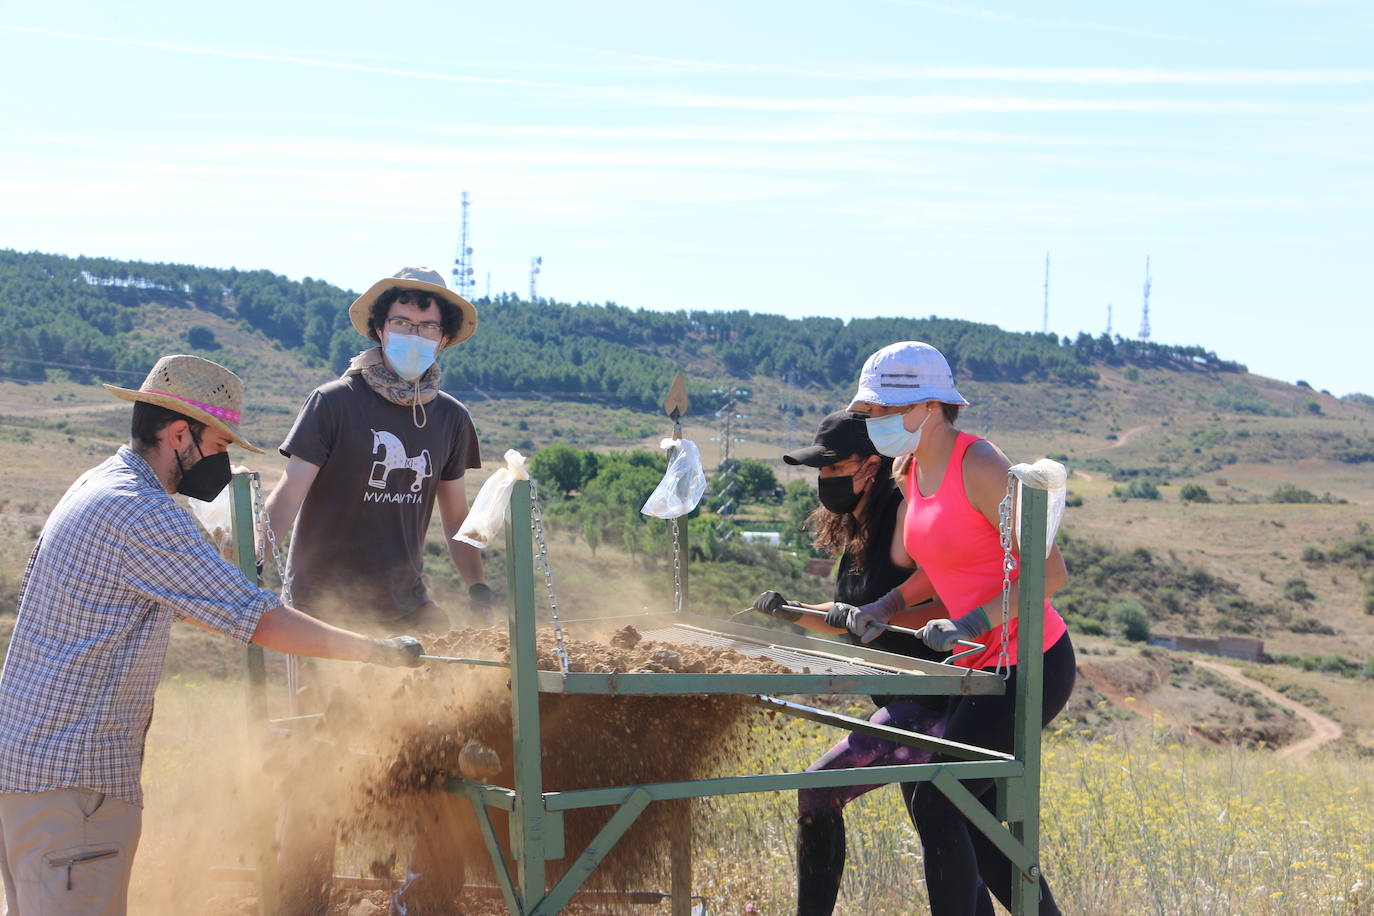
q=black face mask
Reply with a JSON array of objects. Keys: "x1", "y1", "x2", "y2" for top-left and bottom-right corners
[
  {"x1": 817, "y1": 475, "x2": 862, "y2": 515},
  {"x1": 175, "y1": 439, "x2": 232, "y2": 502}
]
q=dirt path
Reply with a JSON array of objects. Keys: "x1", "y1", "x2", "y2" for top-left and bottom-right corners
[
  {"x1": 1084, "y1": 423, "x2": 1151, "y2": 455},
  {"x1": 1192, "y1": 659, "x2": 1342, "y2": 760},
  {"x1": 1077, "y1": 662, "x2": 1220, "y2": 745}
]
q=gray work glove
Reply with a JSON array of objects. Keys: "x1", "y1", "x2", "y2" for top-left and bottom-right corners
[
  {"x1": 824, "y1": 588, "x2": 905, "y2": 644},
  {"x1": 468, "y1": 583, "x2": 494, "y2": 621},
  {"x1": 752, "y1": 591, "x2": 802, "y2": 623},
  {"x1": 919, "y1": 607, "x2": 992, "y2": 653},
  {"x1": 368, "y1": 635, "x2": 425, "y2": 667}
]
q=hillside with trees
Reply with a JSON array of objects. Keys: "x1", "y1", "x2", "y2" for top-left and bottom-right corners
[{"x1": 1, "y1": 249, "x2": 1258, "y2": 411}]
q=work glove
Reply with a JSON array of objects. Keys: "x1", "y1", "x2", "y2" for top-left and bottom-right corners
[
  {"x1": 918, "y1": 607, "x2": 992, "y2": 653},
  {"x1": 468, "y1": 583, "x2": 495, "y2": 621},
  {"x1": 823, "y1": 589, "x2": 905, "y2": 644},
  {"x1": 752, "y1": 590, "x2": 802, "y2": 623},
  {"x1": 368, "y1": 635, "x2": 425, "y2": 668}
]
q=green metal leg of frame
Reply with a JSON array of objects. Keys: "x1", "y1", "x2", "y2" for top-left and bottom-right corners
[
  {"x1": 1010, "y1": 486, "x2": 1047, "y2": 915},
  {"x1": 230, "y1": 473, "x2": 282, "y2": 916},
  {"x1": 507, "y1": 480, "x2": 548, "y2": 909},
  {"x1": 451, "y1": 782, "x2": 523, "y2": 915},
  {"x1": 669, "y1": 799, "x2": 691, "y2": 916}
]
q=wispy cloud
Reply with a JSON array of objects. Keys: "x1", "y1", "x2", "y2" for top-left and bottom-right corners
[
  {"x1": 873, "y1": 0, "x2": 1191, "y2": 40},
  {"x1": 0, "y1": 24, "x2": 569, "y2": 91}
]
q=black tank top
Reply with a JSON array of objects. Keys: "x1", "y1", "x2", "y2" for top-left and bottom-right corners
[{"x1": 833, "y1": 479, "x2": 946, "y2": 666}]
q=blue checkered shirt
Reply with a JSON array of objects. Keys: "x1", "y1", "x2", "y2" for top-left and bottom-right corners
[{"x1": 0, "y1": 447, "x2": 278, "y2": 806}]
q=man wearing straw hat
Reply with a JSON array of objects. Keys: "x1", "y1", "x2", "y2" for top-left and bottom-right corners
[
  {"x1": 0, "y1": 354, "x2": 425, "y2": 915},
  {"x1": 266, "y1": 266, "x2": 490, "y2": 636},
  {"x1": 264, "y1": 267, "x2": 488, "y2": 913}
]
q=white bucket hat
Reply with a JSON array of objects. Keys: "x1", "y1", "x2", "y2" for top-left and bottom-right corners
[{"x1": 850, "y1": 341, "x2": 969, "y2": 408}]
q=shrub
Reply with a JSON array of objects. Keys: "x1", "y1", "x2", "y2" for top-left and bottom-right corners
[
  {"x1": 1282, "y1": 578, "x2": 1315, "y2": 604},
  {"x1": 1112, "y1": 480, "x2": 1161, "y2": 501},
  {"x1": 1269, "y1": 484, "x2": 1346, "y2": 505},
  {"x1": 1179, "y1": 484, "x2": 1210, "y2": 504},
  {"x1": 1108, "y1": 598, "x2": 1151, "y2": 642},
  {"x1": 1065, "y1": 492, "x2": 1084, "y2": 508},
  {"x1": 186, "y1": 325, "x2": 220, "y2": 350},
  {"x1": 1300, "y1": 545, "x2": 1325, "y2": 564}
]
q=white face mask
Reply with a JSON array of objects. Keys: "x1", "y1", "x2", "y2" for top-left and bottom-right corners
[
  {"x1": 864, "y1": 408, "x2": 930, "y2": 458},
  {"x1": 383, "y1": 332, "x2": 439, "y2": 381}
]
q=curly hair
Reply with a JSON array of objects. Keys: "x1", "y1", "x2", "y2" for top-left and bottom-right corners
[
  {"x1": 804, "y1": 455, "x2": 894, "y2": 573},
  {"x1": 367, "y1": 287, "x2": 462, "y2": 342}
]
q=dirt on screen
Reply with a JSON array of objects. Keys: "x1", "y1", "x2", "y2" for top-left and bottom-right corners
[{"x1": 190, "y1": 625, "x2": 790, "y2": 915}]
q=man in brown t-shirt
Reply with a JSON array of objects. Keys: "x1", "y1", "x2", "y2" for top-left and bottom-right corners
[
  {"x1": 267, "y1": 266, "x2": 489, "y2": 634},
  {"x1": 265, "y1": 267, "x2": 488, "y2": 912}
]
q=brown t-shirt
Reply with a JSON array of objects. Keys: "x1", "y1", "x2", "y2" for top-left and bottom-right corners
[{"x1": 279, "y1": 375, "x2": 481, "y2": 623}]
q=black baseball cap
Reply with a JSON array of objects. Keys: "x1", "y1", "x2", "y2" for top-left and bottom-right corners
[{"x1": 782, "y1": 410, "x2": 878, "y2": 467}]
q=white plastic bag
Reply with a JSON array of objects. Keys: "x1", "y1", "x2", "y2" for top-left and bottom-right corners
[
  {"x1": 188, "y1": 467, "x2": 248, "y2": 559},
  {"x1": 1009, "y1": 459, "x2": 1068, "y2": 559},
  {"x1": 641, "y1": 438, "x2": 707, "y2": 520},
  {"x1": 187, "y1": 485, "x2": 232, "y2": 537},
  {"x1": 454, "y1": 449, "x2": 529, "y2": 548}
]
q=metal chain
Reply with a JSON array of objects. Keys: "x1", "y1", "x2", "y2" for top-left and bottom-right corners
[
  {"x1": 670, "y1": 517, "x2": 684, "y2": 614},
  {"x1": 250, "y1": 473, "x2": 290, "y2": 599},
  {"x1": 528, "y1": 480, "x2": 570, "y2": 674},
  {"x1": 995, "y1": 472, "x2": 1017, "y2": 679}
]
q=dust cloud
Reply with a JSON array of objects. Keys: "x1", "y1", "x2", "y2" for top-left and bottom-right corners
[{"x1": 131, "y1": 620, "x2": 785, "y2": 915}]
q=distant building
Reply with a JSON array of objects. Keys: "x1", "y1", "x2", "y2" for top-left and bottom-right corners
[
  {"x1": 1150, "y1": 633, "x2": 1264, "y2": 662},
  {"x1": 740, "y1": 531, "x2": 781, "y2": 547},
  {"x1": 805, "y1": 557, "x2": 836, "y2": 578}
]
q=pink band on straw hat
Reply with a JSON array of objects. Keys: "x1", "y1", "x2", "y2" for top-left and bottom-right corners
[{"x1": 145, "y1": 390, "x2": 241, "y2": 425}]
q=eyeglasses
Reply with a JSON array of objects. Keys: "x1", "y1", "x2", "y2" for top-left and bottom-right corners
[{"x1": 385, "y1": 316, "x2": 445, "y2": 340}]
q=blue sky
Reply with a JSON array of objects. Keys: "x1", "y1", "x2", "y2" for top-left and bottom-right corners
[{"x1": 2, "y1": 1, "x2": 1371, "y2": 395}]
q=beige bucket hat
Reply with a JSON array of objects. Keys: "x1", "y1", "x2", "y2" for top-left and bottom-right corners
[
  {"x1": 104, "y1": 355, "x2": 264, "y2": 453},
  {"x1": 348, "y1": 266, "x2": 477, "y2": 349}
]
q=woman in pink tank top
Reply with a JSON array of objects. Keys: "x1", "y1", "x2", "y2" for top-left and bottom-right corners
[{"x1": 833, "y1": 340, "x2": 1076, "y2": 916}]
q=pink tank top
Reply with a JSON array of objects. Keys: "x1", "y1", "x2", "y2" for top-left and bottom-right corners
[{"x1": 904, "y1": 432, "x2": 1067, "y2": 669}]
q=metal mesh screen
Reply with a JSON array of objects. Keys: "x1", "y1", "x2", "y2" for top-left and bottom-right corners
[{"x1": 638, "y1": 625, "x2": 914, "y2": 677}]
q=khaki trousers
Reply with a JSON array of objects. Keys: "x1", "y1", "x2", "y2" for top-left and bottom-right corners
[{"x1": 0, "y1": 789, "x2": 142, "y2": 916}]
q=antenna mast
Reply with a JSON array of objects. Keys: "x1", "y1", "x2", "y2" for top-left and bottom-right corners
[
  {"x1": 528, "y1": 256, "x2": 542, "y2": 301},
  {"x1": 1139, "y1": 256, "x2": 1152, "y2": 340},
  {"x1": 1106, "y1": 303, "x2": 1113, "y2": 336},
  {"x1": 451, "y1": 191, "x2": 475, "y2": 301},
  {"x1": 1042, "y1": 251, "x2": 1050, "y2": 333}
]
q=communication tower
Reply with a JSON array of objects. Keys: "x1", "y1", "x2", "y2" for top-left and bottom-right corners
[
  {"x1": 1106, "y1": 303, "x2": 1113, "y2": 336},
  {"x1": 529, "y1": 256, "x2": 542, "y2": 301},
  {"x1": 1139, "y1": 256, "x2": 1152, "y2": 340},
  {"x1": 451, "y1": 191, "x2": 475, "y2": 301},
  {"x1": 1042, "y1": 251, "x2": 1050, "y2": 334}
]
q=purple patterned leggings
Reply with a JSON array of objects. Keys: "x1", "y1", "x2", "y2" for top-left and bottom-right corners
[{"x1": 797, "y1": 699, "x2": 946, "y2": 816}]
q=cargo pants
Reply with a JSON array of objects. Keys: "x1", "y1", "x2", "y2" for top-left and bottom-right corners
[{"x1": 0, "y1": 788, "x2": 142, "y2": 916}]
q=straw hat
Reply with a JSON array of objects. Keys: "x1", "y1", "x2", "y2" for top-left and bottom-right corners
[
  {"x1": 348, "y1": 266, "x2": 477, "y2": 349},
  {"x1": 104, "y1": 355, "x2": 264, "y2": 453}
]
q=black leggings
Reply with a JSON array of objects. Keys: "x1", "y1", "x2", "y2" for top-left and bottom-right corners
[{"x1": 904, "y1": 634, "x2": 1076, "y2": 916}]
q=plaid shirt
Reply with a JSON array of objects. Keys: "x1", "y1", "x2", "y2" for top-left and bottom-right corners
[{"x1": 0, "y1": 447, "x2": 277, "y2": 806}]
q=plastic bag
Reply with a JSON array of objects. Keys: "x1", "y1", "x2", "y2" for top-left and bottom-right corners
[
  {"x1": 1009, "y1": 458, "x2": 1068, "y2": 559},
  {"x1": 454, "y1": 449, "x2": 529, "y2": 548},
  {"x1": 641, "y1": 438, "x2": 707, "y2": 520},
  {"x1": 188, "y1": 465, "x2": 250, "y2": 559}
]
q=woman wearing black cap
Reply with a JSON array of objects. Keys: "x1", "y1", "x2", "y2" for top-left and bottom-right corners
[{"x1": 753, "y1": 410, "x2": 950, "y2": 916}]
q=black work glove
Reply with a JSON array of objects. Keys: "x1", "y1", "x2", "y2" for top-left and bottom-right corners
[
  {"x1": 752, "y1": 590, "x2": 802, "y2": 623},
  {"x1": 468, "y1": 583, "x2": 495, "y2": 620},
  {"x1": 368, "y1": 635, "x2": 424, "y2": 667}
]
